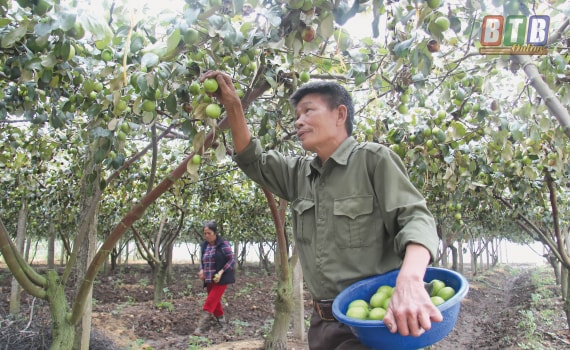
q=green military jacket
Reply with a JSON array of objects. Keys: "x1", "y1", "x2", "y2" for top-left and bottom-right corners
[{"x1": 234, "y1": 136, "x2": 439, "y2": 300}]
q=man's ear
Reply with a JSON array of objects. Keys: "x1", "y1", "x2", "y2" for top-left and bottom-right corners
[{"x1": 337, "y1": 105, "x2": 348, "y2": 126}]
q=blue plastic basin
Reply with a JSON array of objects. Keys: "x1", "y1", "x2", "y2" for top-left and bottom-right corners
[{"x1": 332, "y1": 267, "x2": 469, "y2": 350}]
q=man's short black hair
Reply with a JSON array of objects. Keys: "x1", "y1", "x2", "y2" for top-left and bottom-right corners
[{"x1": 289, "y1": 81, "x2": 354, "y2": 135}]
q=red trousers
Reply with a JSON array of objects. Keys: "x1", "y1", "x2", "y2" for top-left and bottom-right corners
[{"x1": 203, "y1": 283, "x2": 228, "y2": 317}]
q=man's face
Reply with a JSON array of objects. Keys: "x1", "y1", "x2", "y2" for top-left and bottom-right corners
[{"x1": 294, "y1": 93, "x2": 342, "y2": 154}]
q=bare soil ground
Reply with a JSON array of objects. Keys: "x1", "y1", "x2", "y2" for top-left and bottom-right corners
[{"x1": 1, "y1": 263, "x2": 568, "y2": 350}]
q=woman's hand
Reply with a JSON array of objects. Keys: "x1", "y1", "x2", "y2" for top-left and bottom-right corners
[
  {"x1": 213, "y1": 270, "x2": 224, "y2": 283},
  {"x1": 198, "y1": 269, "x2": 205, "y2": 281}
]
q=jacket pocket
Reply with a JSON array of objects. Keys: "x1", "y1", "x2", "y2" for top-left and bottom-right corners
[
  {"x1": 333, "y1": 195, "x2": 374, "y2": 248},
  {"x1": 292, "y1": 198, "x2": 315, "y2": 244}
]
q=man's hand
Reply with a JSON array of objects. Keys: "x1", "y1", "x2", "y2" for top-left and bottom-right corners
[
  {"x1": 199, "y1": 71, "x2": 241, "y2": 108},
  {"x1": 199, "y1": 70, "x2": 251, "y2": 153},
  {"x1": 382, "y1": 278, "x2": 443, "y2": 336},
  {"x1": 382, "y1": 244, "x2": 443, "y2": 336}
]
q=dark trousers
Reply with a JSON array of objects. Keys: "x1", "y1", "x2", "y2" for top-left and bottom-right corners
[{"x1": 308, "y1": 311, "x2": 371, "y2": 350}]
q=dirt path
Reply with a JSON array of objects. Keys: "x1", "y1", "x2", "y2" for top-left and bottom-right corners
[
  {"x1": 1, "y1": 264, "x2": 567, "y2": 350},
  {"x1": 432, "y1": 266, "x2": 529, "y2": 349}
]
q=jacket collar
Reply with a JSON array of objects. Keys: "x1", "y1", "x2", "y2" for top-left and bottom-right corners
[{"x1": 306, "y1": 137, "x2": 356, "y2": 177}]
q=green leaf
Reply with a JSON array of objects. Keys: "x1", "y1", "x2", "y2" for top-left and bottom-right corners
[
  {"x1": 50, "y1": 111, "x2": 65, "y2": 129},
  {"x1": 24, "y1": 57, "x2": 43, "y2": 70},
  {"x1": 451, "y1": 121, "x2": 466, "y2": 138},
  {"x1": 86, "y1": 103, "x2": 103, "y2": 118},
  {"x1": 1, "y1": 26, "x2": 27, "y2": 48},
  {"x1": 142, "y1": 111, "x2": 155, "y2": 124},
  {"x1": 166, "y1": 93, "x2": 177, "y2": 115},
  {"x1": 165, "y1": 28, "x2": 182, "y2": 54},
  {"x1": 449, "y1": 16, "x2": 462, "y2": 33},
  {"x1": 539, "y1": 116, "x2": 551, "y2": 132},
  {"x1": 54, "y1": 11, "x2": 76, "y2": 32},
  {"x1": 213, "y1": 144, "x2": 227, "y2": 163},
  {"x1": 394, "y1": 38, "x2": 413, "y2": 58},
  {"x1": 136, "y1": 74, "x2": 150, "y2": 94},
  {"x1": 186, "y1": 160, "x2": 199, "y2": 180},
  {"x1": 501, "y1": 143, "x2": 513, "y2": 162},
  {"x1": 183, "y1": 7, "x2": 202, "y2": 25},
  {"x1": 141, "y1": 52, "x2": 160, "y2": 68},
  {"x1": 130, "y1": 35, "x2": 145, "y2": 53},
  {"x1": 84, "y1": 13, "x2": 113, "y2": 42},
  {"x1": 193, "y1": 130, "x2": 206, "y2": 153},
  {"x1": 34, "y1": 21, "x2": 52, "y2": 36},
  {"x1": 319, "y1": 13, "x2": 334, "y2": 39}
]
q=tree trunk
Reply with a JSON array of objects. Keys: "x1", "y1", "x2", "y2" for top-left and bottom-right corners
[
  {"x1": 46, "y1": 270, "x2": 75, "y2": 350},
  {"x1": 73, "y1": 229, "x2": 97, "y2": 350},
  {"x1": 449, "y1": 244, "x2": 458, "y2": 272},
  {"x1": 125, "y1": 241, "x2": 130, "y2": 264},
  {"x1": 562, "y1": 265, "x2": 568, "y2": 301},
  {"x1": 60, "y1": 243, "x2": 65, "y2": 266},
  {"x1": 72, "y1": 142, "x2": 102, "y2": 350},
  {"x1": 47, "y1": 221, "x2": 56, "y2": 269},
  {"x1": 458, "y1": 239, "x2": 464, "y2": 274},
  {"x1": 440, "y1": 241, "x2": 448, "y2": 268},
  {"x1": 166, "y1": 242, "x2": 174, "y2": 284},
  {"x1": 232, "y1": 241, "x2": 239, "y2": 268},
  {"x1": 265, "y1": 280, "x2": 293, "y2": 350},
  {"x1": 154, "y1": 262, "x2": 168, "y2": 304},
  {"x1": 563, "y1": 266, "x2": 570, "y2": 329},
  {"x1": 263, "y1": 192, "x2": 292, "y2": 350},
  {"x1": 547, "y1": 253, "x2": 561, "y2": 284},
  {"x1": 264, "y1": 247, "x2": 292, "y2": 350},
  {"x1": 291, "y1": 255, "x2": 305, "y2": 342},
  {"x1": 9, "y1": 200, "x2": 28, "y2": 315},
  {"x1": 110, "y1": 247, "x2": 119, "y2": 272},
  {"x1": 24, "y1": 236, "x2": 32, "y2": 262}
]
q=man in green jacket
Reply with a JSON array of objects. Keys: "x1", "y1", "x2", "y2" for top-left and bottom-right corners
[{"x1": 200, "y1": 71, "x2": 442, "y2": 350}]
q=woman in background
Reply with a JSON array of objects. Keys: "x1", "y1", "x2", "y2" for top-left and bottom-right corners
[{"x1": 194, "y1": 220, "x2": 235, "y2": 335}]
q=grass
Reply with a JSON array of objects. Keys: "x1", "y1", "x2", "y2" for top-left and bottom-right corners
[
  {"x1": 515, "y1": 265, "x2": 564, "y2": 350},
  {"x1": 187, "y1": 335, "x2": 211, "y2": 350}
]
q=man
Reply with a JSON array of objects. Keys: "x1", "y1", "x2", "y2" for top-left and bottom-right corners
[{"x1": 200, "y1": 71, "x2": 442, "y2": 350}]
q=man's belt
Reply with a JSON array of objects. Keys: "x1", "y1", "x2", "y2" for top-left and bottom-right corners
[{"x1": 313, "y1": 299, "x2": 337, "y2": 322}]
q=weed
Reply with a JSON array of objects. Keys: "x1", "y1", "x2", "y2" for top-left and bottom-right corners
[
  {"x1": 231, "y1": 319, "x2": 249, "y2": 336},
  {"x1": 260, "y1": 319, "x2": 273, "y2": 337},
  {"x1": 112, "y1": 303, "x2": 124, "y2": 315},
  {"x1": 111, "y1": 278, "x2": 124, "y2": 288},
  {"x1": 514, "y1": 266, "x2": 564, "y2": 349},
  {"x1": 125, "y1": 295, "x2": 136, "y2": 305},
  {"x1": 516, "y1": 309, "x2": 536, "y2": 336},
  {"x1": 139, "y1": 278, "x2": 149, "y2": 287},
  {"x1": 236, "y1": 282, "x2": 254, "y2": 297},
  {"x1": 163, "y1": 287, "x2": 173, "y2": 299},
  {"x1": 187, "y1": 335, "x2": 211, "y2": 350},
  {"x1": 183, "y1": 283, "x2": 193, "y2": 296},
  {"x1": 127, "y1": 339, "x2": 147, "y2": 350},
  {"x1": 530, "y1": 292, "x2": 542, "y2": 304},
  {"x1": 156, "y1": 301, "x2": 174, "y2": 312}
]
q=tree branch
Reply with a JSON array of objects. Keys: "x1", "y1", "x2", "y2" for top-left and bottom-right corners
[{"x1": 0, "y1": 219, "x2": 46, "y2": 299}]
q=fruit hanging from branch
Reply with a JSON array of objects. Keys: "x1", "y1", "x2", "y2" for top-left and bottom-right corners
[{"x1": 301, "y1": 26, "x2": 316, "y2": 42}]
